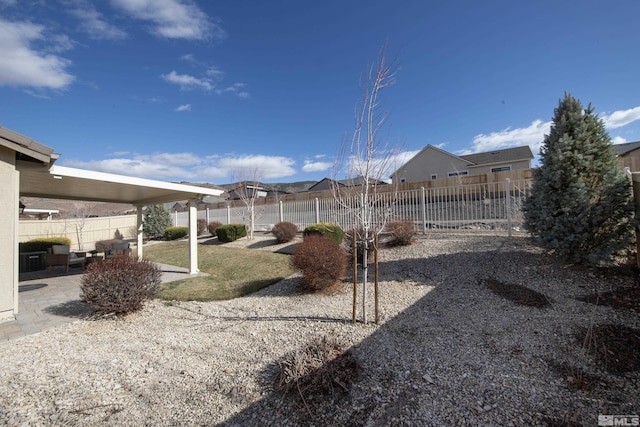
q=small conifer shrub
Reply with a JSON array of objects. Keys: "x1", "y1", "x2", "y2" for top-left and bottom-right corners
[
  {"x1": 292, "y1": 235, "x2": 347, "y2": 292},
  {"x1": 207, "y1": 221, "x2": 223, "y2": 236},
  {"x1": 523, "y1": 93, "x2": 633, "y2": 265},
  {"x1": 80, "y1": 255, "x2": 161, "y2": 314},
  {"x1": 272, "y1": 221, "x2": 298, "y2": 243},
  {"x1": 143, "y1": 205, "x2": 172, "y2": 240}
]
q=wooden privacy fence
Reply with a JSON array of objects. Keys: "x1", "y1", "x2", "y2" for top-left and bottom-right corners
[
  {"x1": 174, "y1": 178, "x2": 533, "y2": 236},
  {"x1": 19, "y1": 214, "x2": 137, "y2": 251}
]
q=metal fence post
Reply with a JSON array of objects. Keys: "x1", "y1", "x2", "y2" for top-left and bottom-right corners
[
  {"x1": 315, "y1": 198, "x2": 320, "y2": 223},
  {"x1": 279, "y1": 200, "x2": 284, "y2": 223},
  {"x1": 226, "y1": 206, "x2": 231, "y2": 224},
  {"x1": 421, "y1": 187, "x2": 427, "y2": 235},
  {"x1": 505, "y1": 178, "x2": 512, "y2": 238},
  {"x1": 206, "y1": 207, "x2": 210, "y2": 225}
]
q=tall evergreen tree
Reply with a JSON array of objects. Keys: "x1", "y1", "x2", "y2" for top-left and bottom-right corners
[
  {"x1": 143, "y1": 204, "x2": 172, "y2": 240},
  {"x1": 523, "y1": 93, "x2": 633, "y2": 265}
]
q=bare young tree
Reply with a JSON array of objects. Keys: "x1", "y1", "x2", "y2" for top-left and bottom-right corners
[
  {"x1": 230, "y1": 167, "x2": 265, "y2": 240},
  {"x1": 63, "y1": 202, "x2": 98, "y2": 251},
  {"x1": 332, "y1": 43, "x2": 402, "y2": 324}
]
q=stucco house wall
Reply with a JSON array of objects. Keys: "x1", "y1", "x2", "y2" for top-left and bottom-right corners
[
  {"x1": 467, "y1": 159, "x2": 532, "y2": 175},
  {"x1": 393, "y1": 146, "x2": 472, "y2": 183},
  {"x1": 0, "y1": 146, "x2": 19, "y2": 321},
  {"x1": 392, "y1": 144, "x2": 533, "y2": 184}
]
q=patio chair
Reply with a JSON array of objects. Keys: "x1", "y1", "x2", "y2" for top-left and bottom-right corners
[
  {"x1": 105, "y1": 241, "x2": 131, "y2": 258},
  {"x1": 45, "y1": 245, "x2": 86, "y2": 273}
]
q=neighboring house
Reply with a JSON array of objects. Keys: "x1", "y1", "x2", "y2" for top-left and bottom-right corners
[
  {"x1": 227, "y1": 182, "x2": 268, "y2": 200},
  {"x1": 307, "y1": 176, "x2": 388, "y2": 192},
  {"x1": 614, "y1": 141, "x2": 640, "y2": 172},
  {"x1": 391, "y1": 145, "x2": 534, "y2": 184}
]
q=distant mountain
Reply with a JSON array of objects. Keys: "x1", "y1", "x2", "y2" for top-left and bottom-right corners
[{"x1": 216, "y1": 180, "x2": 317, "y2": 194}]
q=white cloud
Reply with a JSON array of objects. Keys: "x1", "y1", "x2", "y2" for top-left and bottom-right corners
[
  {"x1": 218, "y1": 155, "x2": 296, "y2": 179},
  {"x1": 174, "y1": 103, "x2": 191, "y2": 112},
  {"x1": 302, "y1": 161, "x2": 332, "y2": 173},
  {"x1": 110, "y1": 0, "x2": 225, "y2": 41},
  {"x1": 161, "y1": 70, "x2": 212, "y2": 91},
  {"x1": 69, "y1": 2, "x2": 128, "y2": 40},
  {"x1": 63, "y1": 152, "x2": 297, "y2": 181},
  {"x1": 0, "y1": 19, "x2": 75, "y2": 89},
  {"x1": 612, "y1": 136, "x2": 628, "y2": 145},
  {"x1": 216, "y1": 82, "x2": 250, "y2": 99},
  {"x1": 602, "y1": 106, "x2": 640, "y2": 129},
  {"x1": 469, "y1": 119, "x2": 551, "y2": 155}
]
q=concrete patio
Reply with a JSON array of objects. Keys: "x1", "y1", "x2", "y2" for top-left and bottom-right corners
[{"x1": 0, "y1": 264, "x2": 207, "y2": 341}]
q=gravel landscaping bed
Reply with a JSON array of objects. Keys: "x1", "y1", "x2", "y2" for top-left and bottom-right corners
[{"x1": 0, "y1": 235, "x2": 638, "y2": 426}]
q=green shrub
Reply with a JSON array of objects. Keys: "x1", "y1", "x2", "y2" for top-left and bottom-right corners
[
  {"x1": 216, "y1": 224, "x2": 247, "y2": 243},
  {"x1": 19, "y1": 237, "x2": 72, "y2": 253},
  {"x1": 386, "y1": 220, "x2": 415, "y2": 246},
  {"x1": 292, "y1": 235, "x2": 347, "y2": 292},
  {"x1": 197, "y1": 219, "x2": 207, "y2": 236},
  {"x1": 165, "y1": 226, "x2": 189, "y2": 241},
  {"x1": 303, "y1": 223, "x2": 344, "y2": 243},
  {"x1": 80, "y1": 255, "x2": 161, "y2": 314},
  {"x1": 207, "y1": 221, "x2": 223, "y2": 236},
  {"x1": 272, "y1": 221, "x2": 298, "y2": 243}
]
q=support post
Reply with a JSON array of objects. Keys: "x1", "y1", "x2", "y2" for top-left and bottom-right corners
[
  {"x1": 226, "y1": 205, "x2": 231, "y2": 224},
  {"x1": 421, "y1": 187, "x2": 427, "y2": 235},
  {"x1": 279, "y1": 200, "x2": 284, "y2": 223},
  {"x1": 505, "y1": 178, "x2": 512, "y2": 238},
  {"x1": 352, "y1": 231, "x2": 357, "y2": 324},
  {"x1": 315, "y1": 198, "x2": 320, "y2": 223},
  {"x1": 188, "y1": 199, "x2": 199, "y2": 274},
  {"x1": 374, "y1": 233, "x2": 379, "y2": 324},
  {"x1": 136, "y1": 205, "x2": 144, "y2": 260}
]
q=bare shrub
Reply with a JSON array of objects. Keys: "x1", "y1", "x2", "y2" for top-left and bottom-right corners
[
  {"x1": 386, "y1": 220, "x2": 415, "y2": 246},
  {"x1": 80, "y1": 255, "x2": 161, "y2": 314},
  {"x1": 276, "y1": 335, "x2": 358, "y2": 405},
  {"x1": 207, "y1": 221, "x2": 223, "y2": 236},
  {"x1": 272, "y1": 221, "x2": 298, "y2": 243},
  {"x1": 197, "y1": 219, "x2": 207, "y2": 236},
  {"x1": 292, "y1": 235, "x2": 347, "y2": 293}
]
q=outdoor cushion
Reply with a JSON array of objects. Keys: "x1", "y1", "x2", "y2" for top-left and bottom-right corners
[
  {"x1": 52, "y1": 245, "x2": 70, "y2": 255},
  {"x1": 112, "y1": 242, "x2": 129, "y2": 252}
]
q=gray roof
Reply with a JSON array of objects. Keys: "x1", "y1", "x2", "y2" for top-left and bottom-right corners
[
  {"x1": 613, "y1": 141, "x2": 640, "y2": 156},
  {"x1": 459, "y1": 145, "x2": 534, "y2": 165}
]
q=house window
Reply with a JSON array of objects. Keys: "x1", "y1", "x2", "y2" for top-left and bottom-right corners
[
  {"x1": 431, "y1": 174, "x2": 437, "y2": 180},
  {"x1": 400, "y1": 178, "x2": 406, "y2": 183},
  {"x1": 448, "y1": 171, "x2": 468, "y2": 177},
  {"x1": 491, "y1": 166, "x2": 511, "y2": 172}
]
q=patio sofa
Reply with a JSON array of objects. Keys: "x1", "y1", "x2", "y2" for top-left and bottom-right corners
[
  {"x1": 45, "y1": 245, "x2": 86, "y2": 272},
  {"x1": 105, "y1": 241, "x2": 131, "y2": 258}
]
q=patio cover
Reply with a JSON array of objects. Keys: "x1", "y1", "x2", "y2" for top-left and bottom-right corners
[{"x1": 7, "y1": 124, "x2": 222, "y2": 275}]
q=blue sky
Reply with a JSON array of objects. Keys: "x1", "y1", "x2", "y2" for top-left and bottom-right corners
[{"x1": 1, "y1": 0, "x2": 639, "y2": 184}]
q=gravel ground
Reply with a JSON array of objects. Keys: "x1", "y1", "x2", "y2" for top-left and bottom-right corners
[{"x1": 0, "y1": 235, "x2": 638, "y2": 426}]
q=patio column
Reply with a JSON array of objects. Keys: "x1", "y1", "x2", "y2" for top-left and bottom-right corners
[
  {"x1": 188, "y1": 199, "x2": 199, "y2": 274},
  {"x1": 136, "y1": 205, "x2": 144, "y2": 259}
]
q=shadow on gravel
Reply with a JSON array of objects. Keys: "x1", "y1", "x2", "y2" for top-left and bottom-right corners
[{"x1": 219, "y1": 247, "x2": 638, "y2": 426}]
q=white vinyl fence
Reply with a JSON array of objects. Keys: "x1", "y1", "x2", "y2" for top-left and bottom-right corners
[{"x1": 173, "y1": 179, "x2": 533, "y2": 236}]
